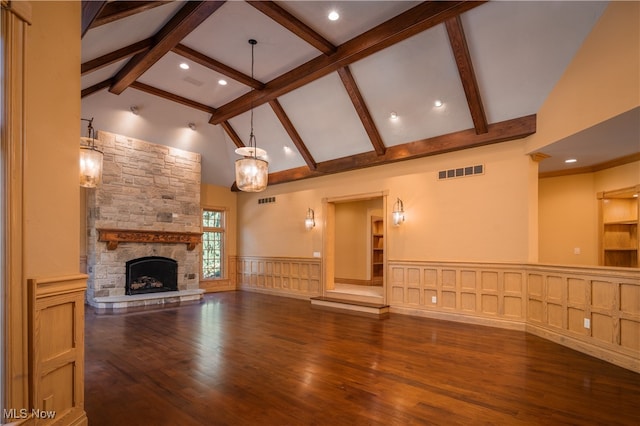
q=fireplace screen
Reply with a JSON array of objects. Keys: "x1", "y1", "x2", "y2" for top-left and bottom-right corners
[{"x1": 125, "y1": 256, "x2": 178, "y2": 295}]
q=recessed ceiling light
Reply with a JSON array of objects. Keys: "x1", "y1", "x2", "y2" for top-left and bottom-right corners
[
  {"x1": 565, "y1": 158, "x2": 577, "y2": 163},
  {"x1": 390, "y1": 112, "x2": 398, "y2": 120},
  {"x1": 283, "y1": 146, "x2": 293, "y2": 154},
  {"x1": 434, "y1": 100, "x2": 443, "y2": 108},
  {"x1": 328, "y1": 10, "x2": 339, "y2": 21},
  {"x1": 218, "y1": 79, "x2": 228, "y2": 86},
  {"x1": 179, "y1": 62, "x2": 189, "y2": 70}
]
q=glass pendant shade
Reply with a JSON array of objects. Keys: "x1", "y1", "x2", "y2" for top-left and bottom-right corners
[
  {"x1": 79, "y1": 137, "x2": 103, "y2": 188},
  {"x1": 235, "y1": 157, "x2": 268, "y2": 192}
]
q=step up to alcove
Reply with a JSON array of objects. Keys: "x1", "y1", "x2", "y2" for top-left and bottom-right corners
[{"x1": 310, "y1": 296, "x2": 390, "y2": 318}]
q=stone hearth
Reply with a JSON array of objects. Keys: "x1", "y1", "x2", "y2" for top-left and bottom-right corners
[{"x1": 85, "y1": 131, "x2": 204, "y2": 309}]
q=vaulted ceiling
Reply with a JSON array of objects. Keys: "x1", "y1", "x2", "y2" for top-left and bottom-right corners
[{"x1": 81, "y1": 1, "x2": 636, "y2": 189}]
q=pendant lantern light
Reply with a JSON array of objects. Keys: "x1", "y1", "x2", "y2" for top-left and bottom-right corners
[{"x1": 235, "y1": 39, "x2": 268, "y2": 192}]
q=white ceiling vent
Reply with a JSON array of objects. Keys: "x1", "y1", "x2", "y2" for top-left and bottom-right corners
[{"x1": 438, "y1": 165, "x2": 484, "y2": 180}]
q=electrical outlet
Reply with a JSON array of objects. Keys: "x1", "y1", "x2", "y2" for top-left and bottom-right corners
[
  {"x1": 431, "y1": 296, "x2": 437, "y2": 304},
  {"x1": 574, "y1": 247, "x2": 581, "y2": 255},
  {"x1": 584, "y1": 318, "x2": 591, "y2": 329}
]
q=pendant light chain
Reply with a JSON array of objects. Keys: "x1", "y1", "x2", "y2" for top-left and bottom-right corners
[{"x1": 249, "y1": 39, "x2": 257, "y2": 157}]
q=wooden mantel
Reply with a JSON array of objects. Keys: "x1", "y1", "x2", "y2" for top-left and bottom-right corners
[{"x1": 97, "y1": 228, "x2": 202, "y2": 251}]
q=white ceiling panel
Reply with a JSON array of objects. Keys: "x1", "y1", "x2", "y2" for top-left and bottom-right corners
[
  {"x1": 81, "y1": 59, "x2": 128, "y2": 90},
  {"x1": 278, "y1": 72, "x2": 374, "y2": 162},
  {"x1": 227, "y1": 104, "x2": 307, "y2": 173},
  {"x1": 462, "y1": 1, "x2": 608, "y2": 124},
  {"x1": 137, "y1": 51, "x2": 249, "y2": 108},
  {"x1": 81, "y1": 2, "x2": 184, "y2": 61},
  {"x1": 349, "y1": 24, "x2": 474, "y2": 146},
  {"x1": 279, "y1": 1, "x2": 420, "y2": 46},
  {"x1": 180, "y1": 1, "x2": 320, "y2": 82}
]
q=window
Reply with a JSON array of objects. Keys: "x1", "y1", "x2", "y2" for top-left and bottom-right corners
[{"x1": 202, "y1": 209, "x2": 225, "y2": 279}]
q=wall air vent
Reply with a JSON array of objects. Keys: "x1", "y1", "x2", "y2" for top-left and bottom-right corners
[
  {"x1": 438, "y1": 164, "x2": 484, "y2": 180},
  {"x1": 258, "y1": 197, "x2": 276, "y2": 204}
]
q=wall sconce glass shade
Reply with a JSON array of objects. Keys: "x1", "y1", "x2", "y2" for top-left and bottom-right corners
[
  {"x1": 79, "y1": 143, "x2": 103, "y2": 188},
  {"x1": 305, "y1": 208, "x2": 315, "y2": 230},
  {"x1": 79, "y1": 118, "x2": 103, "y2": 188},
  {"x1": 235, "y1": 157, "x2": 268, "y2": 192},
  {"x1": 392, "y1": 198, "x2": 405, "y2": 226}
]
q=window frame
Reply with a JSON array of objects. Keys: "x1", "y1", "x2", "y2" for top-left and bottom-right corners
[{"x1": 201, "y1": 207, "x2": 227, "y2": 281}]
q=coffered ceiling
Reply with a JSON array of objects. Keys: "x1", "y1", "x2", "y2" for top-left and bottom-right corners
[{"x1": 81, "y1": 1, "x2": 636, "y2": 188}]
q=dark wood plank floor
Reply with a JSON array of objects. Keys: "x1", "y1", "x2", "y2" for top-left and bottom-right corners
[{"x1": 85, "y1": 292, "x2": 640, "y2": 425}]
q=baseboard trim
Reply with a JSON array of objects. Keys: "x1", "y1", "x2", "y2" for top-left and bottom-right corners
[
  {"x1": 526, "y1": 323, "x2": 640, "y2": 374},
  {"x1": 390, "y1": 306, "x2": 526, "y2": 331}
]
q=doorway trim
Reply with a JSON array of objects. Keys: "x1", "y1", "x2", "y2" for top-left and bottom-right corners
[{"x1": 322, "y1": 191, "x2": 388, "y2": 304}]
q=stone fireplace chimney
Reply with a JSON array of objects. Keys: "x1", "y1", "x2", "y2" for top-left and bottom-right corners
[{"x1": 85, "y1": 131, "x2": 204, "y2": 310}]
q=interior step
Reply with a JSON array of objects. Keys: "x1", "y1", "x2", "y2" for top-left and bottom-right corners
[
  {"x1": 310, "y1": 296, "x2": 389, "y2": 318},
  {"x1": 324, "y1": 289, "x2": 383, "y2": 304}
]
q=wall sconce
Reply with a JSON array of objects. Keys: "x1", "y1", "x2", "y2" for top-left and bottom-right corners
[
  {"x1": 392, "y1": 198, "x2": 405, "y2": 226},
  {"x1": 305, "y1": 208, "x2": 315, "y2": 230},
  {"x1": 79, "y1": 117, "x2": 103, "y2": 188},
  {"x1": 129, "y1": 105, "x2": 139, "y2": 115}
]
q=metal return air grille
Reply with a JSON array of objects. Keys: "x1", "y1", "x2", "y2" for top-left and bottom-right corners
[{"x1": 438, "y1": 164, "x2": 484, "y2": 180}]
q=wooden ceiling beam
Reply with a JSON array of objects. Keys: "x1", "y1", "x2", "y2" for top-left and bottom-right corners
[
  {"x1": 82, "y1": 38, "x2": 153, "y2": 76},
  {"x1": 269, "y1": 99, "x2": 317, "y2": 170},
  {"x1": 220, "y1": 121, "x2": 246, "y2": 149},
  {"x1": 209, "y1": 1, "x2": 485, "y2": 125},
  {"x1": 337, "y1": 67, "x2": 386, "y2": 156},
  {"x1": 90, "y1": 1, "x2": 172, "y2": 29},
  {"x1": 265, "y1": 114, "x2": 536, "y2": 185},
  {"x1": 109, "y1": 1, "x2": 226, "y2": 95},
  {"x1": 445, "y1": 15, "x2": 488, "y2": 134},
  {"x1": 130, "y1": 81, "x2": 217, "y2": 114},
  {"x1": 81, "y1": 78, "x2": 114, "y2": 98},
  {"x1": 82, "y1": 1, "x2": 107, "y2": 38},
  {"x1": 247, "y1": 1, "x2": 336, "y2": 55},
  {"x1": 172, "y1": 44, "x2": 264, "y2": 90}
]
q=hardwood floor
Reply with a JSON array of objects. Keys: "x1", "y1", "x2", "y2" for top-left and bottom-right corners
[{"x1": 85, "y1": 292, "x2": 640, "y2": 425}]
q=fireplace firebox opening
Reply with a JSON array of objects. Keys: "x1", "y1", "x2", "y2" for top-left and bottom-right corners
[{"x1": 125, "y1": 256, "x2": 178, "y2": 295}]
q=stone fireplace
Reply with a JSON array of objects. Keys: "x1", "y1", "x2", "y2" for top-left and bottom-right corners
[{"x1": 85, "y1": 131, "x2": 204, "y2": 310}]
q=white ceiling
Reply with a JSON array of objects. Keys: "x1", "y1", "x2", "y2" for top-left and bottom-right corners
[{"x1": 81, "y1": 1, "x2": 637, "y2": 188}]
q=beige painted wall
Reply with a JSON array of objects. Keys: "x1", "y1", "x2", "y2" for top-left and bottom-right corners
[
  {"x1": 595, "y1": 161, "x2": 640, "y2": 192},
  {"x1": 25, "y1": 1, "x2": 81, "y2": 277},
  {"x1": 237, "y1": 139, "x2": 534, "y2": 263},
  {"x1": 525, "y1": 1, "x2": 639, "y2": 154},
  {"x1": 539, "y1": 161, "x2": 639, "y2": 265},
  {"x1": 335, "y1": 199, "x2": 382, "y2": 280},
  {"x1": 539, "y1": 173, "x2": 598, "y2": 265}
]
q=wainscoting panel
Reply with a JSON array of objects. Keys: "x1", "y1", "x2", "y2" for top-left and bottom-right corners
[
  {"x1": 237, "y1": 256, "x2": 321, "y2": 299},
  {"x1": 200, "y1": 257, "x2": 238, "y2": 293},
  {"x1": 525, "y1": 265, "x2": 640, "y2": 372},
  {"x1": 29, "y1": 274, "x2": 88, "y2": 426},
  {"x1": 388, "y1": 261, "x2": 527, "y2": 330}
]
